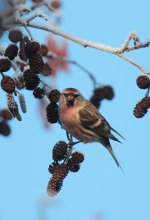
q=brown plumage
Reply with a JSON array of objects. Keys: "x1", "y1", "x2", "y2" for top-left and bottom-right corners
[{"x1": 59, "y1": 88, "x2": 124, "y2": 171}]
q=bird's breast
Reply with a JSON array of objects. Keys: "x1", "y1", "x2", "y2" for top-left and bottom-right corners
[
  {"x1": 59, "y1": 106, "x2": 83, "y2": 139},
  {"x1": 59, "y1": 105, "x2": 98, "y2": 142},
  {"x1": 59, "y1": 106, "x2": 78, "y2": 128}
]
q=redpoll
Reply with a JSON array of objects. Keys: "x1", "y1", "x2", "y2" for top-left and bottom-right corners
[{"x1": 59, "y1": 88, "x2": 124, "y2": 171}]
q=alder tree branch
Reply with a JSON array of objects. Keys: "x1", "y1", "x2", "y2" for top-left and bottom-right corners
[{"x1": 17, "y1": 21, "x2": 149, "y2": 74}]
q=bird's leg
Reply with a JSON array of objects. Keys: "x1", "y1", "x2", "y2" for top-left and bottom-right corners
[
  {"x1": 63, "y1": 137, "x2": 74, "y2": 164},
  {"x1": 66, "y1": 131, "x2": 70, "y2": 141},
  {"x1": 72, "y1": 141, "x2": 82, "y2": 145},
  {"x1": 64, "y1": 132, "x2": 82, "y2": 164}
]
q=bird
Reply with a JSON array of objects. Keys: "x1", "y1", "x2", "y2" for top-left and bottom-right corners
[{"x1": 58, "y1": 87, "x2": 124, "y2": 171}]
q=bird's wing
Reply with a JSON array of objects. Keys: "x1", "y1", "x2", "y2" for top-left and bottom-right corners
[
  {"x1": 78, "y1": 101, "x2": 102, "y2": 128},
  {"x1": 78, "y1": 101, "x2": 121, "y2": 142}
]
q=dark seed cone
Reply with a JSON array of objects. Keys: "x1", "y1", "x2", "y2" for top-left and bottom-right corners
[
  {"x1": 40, "y1": 44, "x2": 48, "y2": 56},
  {"x1": 33, "y1": 87, "x2": 45, "y2": 99},
  {"x1": 0, "y1": 58, "x2": 11, "y2": 72},
  {"x1": 136, "y1": 75, "x2": 150, "y2": 89},
  {"x1": 71, "y1": 152, "x2": 84, "y2": 163},
  {"x1": 103, "y1": 85, "x2": 114, "y2": 100},
  {"x1": 0, "y1": 121, "x2": 11, "y2": 136},
  {"x1": 52, "y1": 141, "x2": 68, "y2": 161},
  {"x1": 0, "y1": 109, "x2": 13, "y2": 120},
  {"x1": 1, "y1": 76, "x2": 15, "y2": 93},
  {"x1": 48, "y1": 162, "x2": 59, "y2": 174},
  {"x1": 5, "y1": 44, "x2": 18, "y2": 60},
  {"x1": 23, "y1": 69, "x2": 40, "y2": 90},
  {"x1": 133, "y1": 106, "x2": 147, "y2": 118},
  {"x1": 25, "y1": 41, "x2": 40, "y2": 58},
  {"x1": 8, "y1": 29, "x2": 22, "y2": 43},
  {"x1": 42, "y1": 63, "x2": 52, "y2": 76},
  {"x1": 47, "y1": 178, "x2": 63, "y2": 196},
  {"x1": 139, "y1": 97, "x2": 150, "y2": 109},
  {"x1": 90, "y1": 86, "x2": 114, "y2": 107},
  {"x1": 48, "y1": 89, "x2": 61, "y2": 103},
  {"x1": 46, "y1": 102, "x2": 59, "y2": 123},
  {"x1": 29, "y1": 53, "x2": 44, "y2": 74},
  {"x1": 90, "y1": 96, "x2": 101, "y2": 109},
  {"x1": 53, "y1": 164, "x2": 69, "y2": 180},
  {"x1": 90, "y1": 87, "x2": 106, "y2": 107},
  {"x1": 67, "y1": 160, "x2": 80, "y2": 173},
  {"x1": 133, "y1": 97, "x2": 150, "y2": 118},
  {"x1": 19, "y1": 38, "x2": 27, "y2": 62}
]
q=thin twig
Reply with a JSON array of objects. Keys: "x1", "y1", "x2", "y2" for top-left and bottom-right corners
[
  {"x1": 46, "y1": 52, "x2": 98, "y2": 88},
  {"x1": 26, "y1": 13, "x2": 48, "y2": 24},
  {"x1": 145, "y1": 87, "x2": 150, "y2": 97},
  {"x1": 31, "y1": 2, "x2": 53, "y2": 12},
  {"x1": 40, "y1": 79, "x2": 52, "y2": 90},
  {"x1": 23, "y1": 24, "x2": 34, "y2": 41},
  {"x1": 116, "y1": 53, "x2": 147, "y2": 74}
]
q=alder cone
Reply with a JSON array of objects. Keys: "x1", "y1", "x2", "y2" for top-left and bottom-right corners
[
  {"x1": 0, "y1": 121, "x2": 11, "y2": 136},
  {"x1": 33, "y1": 87, "x2": 45, "y2": 99},
  {"x1": 139, "y1": 97, "x2": 150, "y2": 109},
  {"x1": 103, "y1": 85, "x2": 114, "y2": 100},
  {"x1": 0, "y1": 58, "x2": 11, "y2": 72},
  {"x1": 1, "y1": 76, "x2": 15, "y2": 93},
  {"x1": 67, "y1": 160, "x2": 80, "y2": 173},
  {"x1": 46, "y1": 103, "x2": 59, "y2": 123},
  {"x1": 47, "y1": 178, "x2": 63, "y2": 196},
  {"x1": 0, "y1": 109, "x2": 13, "y2": 120},
  {"x1": 25, "y1": 41, "x2": 40, "y2": 58},
  {"x1": 48, "y1": 89, "x2": 61, "y2": 103},
  {"x1": 133, "y1": 97, "x2": 150, "y2": 118},
  {"x1": 5, "y1": 44, "x2": 18, "y2": 60},
  {"x1": 136, "y1": 75, "x2": 150, "y2": 89},
  {"x1": 48, "y1": 162, "x2": 59, "y2": 174},
  {"x1": 8, "y1": 30, "x2": 22, "y2": 43},
  {"x1": 24, "y1": 69, "x2": 40, "y2": 90},
  {"x1": 52, "y1": 141, "x2": 68, "y2": 161},
  {"x1": 71, "y1": 152, "x2": 84, "y2": 163},
  {"x1": 29, "y1": 53, "x2": 44, "y2": 74},
  {"x1": 133, "y1": 106, "x2": 147, "y2": 118},
  {"x1": 53, "y1": 164, "x2": 69, "y2": 180}
]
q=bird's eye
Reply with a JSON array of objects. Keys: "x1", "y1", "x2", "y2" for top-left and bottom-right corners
[
  {"x1": 63, "y1": 93, "x2": 79, "y2": 98},
  {"x1": 73, "y1": 94, "x2": 79, "y2": 98},
  {"x1": 63, "y1": 93, "x2": 69, "y2": 97}
]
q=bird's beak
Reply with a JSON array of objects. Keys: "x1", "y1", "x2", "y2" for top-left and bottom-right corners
[{"x1": 66, "y1": 95, "x2": 75, "y2": 106}]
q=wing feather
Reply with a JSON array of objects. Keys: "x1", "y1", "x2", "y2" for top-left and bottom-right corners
[
  {"x1": 78, "y1": 101, "x2": 101, "y2": 128},
  {"x1": 78, "y1": 101, "x2": 122, "y2": 142}
]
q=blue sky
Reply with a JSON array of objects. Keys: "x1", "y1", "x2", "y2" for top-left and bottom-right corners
[{"x1": 0, "y1": 1, "x2": 150, "y2": 220}]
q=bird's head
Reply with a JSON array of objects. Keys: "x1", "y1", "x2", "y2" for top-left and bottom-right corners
[{"x1": 59, "y1": 88, "x2": 83, "y2": 107}]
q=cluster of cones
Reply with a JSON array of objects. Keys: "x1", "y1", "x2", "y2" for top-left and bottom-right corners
[
  {"x1": 0, "y1": 109, "x2": 12, "y2": 136},
  {"x1": 47, "y1": 141, "x2": 84, "y2": 196},
  {"x1": 90, "y1": 85, "x2": 114, "y2": 108},
  {"x1": 46, "y1": 89, "x2": 60, "y2": 123},
  {"x1": 133, "y1": 75, "x2": 150, "y2": 118},
  {"x1": 0, "y1": 28, "x2": 55, "y2": 123}
]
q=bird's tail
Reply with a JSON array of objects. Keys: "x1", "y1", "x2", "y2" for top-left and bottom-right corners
[{"x1": 107, "y1": 146, "x2": 124, "y2": 173}]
